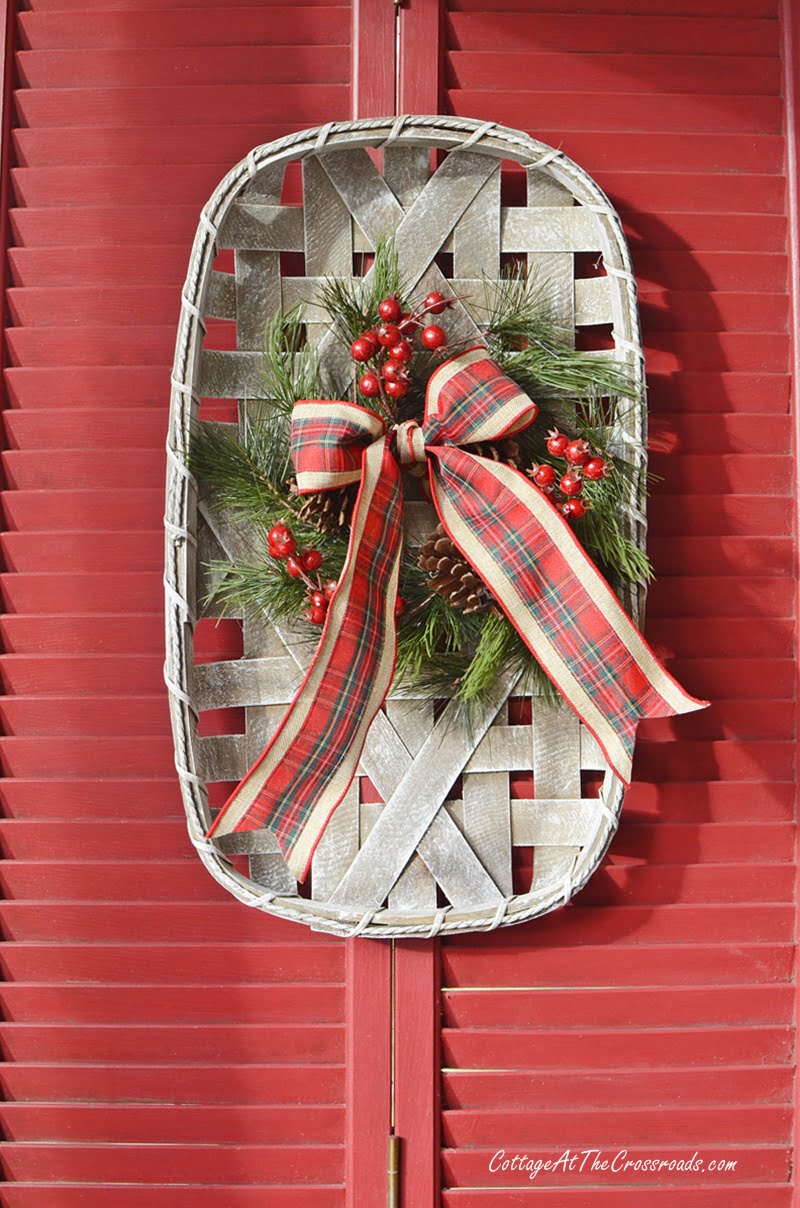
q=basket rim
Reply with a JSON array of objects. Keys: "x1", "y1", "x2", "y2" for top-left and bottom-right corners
[{"x1": 164, "y1": 115, "x2": 646, "y2": 938}]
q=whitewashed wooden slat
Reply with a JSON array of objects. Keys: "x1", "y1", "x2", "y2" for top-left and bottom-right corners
[
  {"x1": 501, "y1": 206, "x2": 601, "y2": 253},
  {"x1": 198, "y1": 349, "x2": 268, "y2": 399},
  {"x1": 358, "y1": 800, "x2": 501, "y2": 912},
  {"x1": 311, "y1": 783, "x2": 360, "y2": 900},
  {"x1": 575, "y1": 276, "x2": 614, "y2": 326},
  {"x1": 532, "y1": 701, "x2": 582, "y2": 799},
  {"x1": 464, "y1": 725, "x2": 532, "y2": 773},
  {"x1": 235, "y1": 250, "x2": 282, "y2": 350},
  {"x1": 317, "y1": 147, "x2": 404, "y2": 241},
  {"x1": 453, "y1": 164, "x2": 501, "y2": 281},
  {"x1": 391, "y1": 151, "x2": 498, "y2": 294},
  {"x1": 197, "y1": 733, "x2": 247, "y2": 783},
  {"x1": 530, "y1": 700, "x2": 582, "y2": 894},
  {"x1": 383, "y1": 144, "x2": 431, "y2": 208},
  {"x1": 241, "y1": 612, "x2": 293, "y2": 769},
  {"x1": 462, "y1": 704, "x2": 512, "y2": 897},
  {"x1": 216, "y1": 828, "x2": 297, "y2": 896},
  {"x1": 580, "y1": 726, "x2": 607, "y2": 770},
  {"x1": 386, "y1": 700, "x2": 438, "y2": 912},
  {"x1": 195, "y1": 514, "x2": 231, "y2": 618},
  {"x1": 220, "y1": 202, "x2": 305, "y2": 252},
  {"x1": 192, "y1": 656, "x2": 298, "y2": 711},
  {"x1": 525, "y1": 174, "x2": 575, "y2": 341},
  {"x1": 510, "y1": 799, "x2": 599, "y2": 847},
  {"x1": 303, "y1": 154, "x2": 354, "y2": 278},
  {"x1": 206, "y1": 271, "x2": 236, "y2": 320},
  {"x1": 234, "y1": 163, "x2": 284, "y2": 351}
]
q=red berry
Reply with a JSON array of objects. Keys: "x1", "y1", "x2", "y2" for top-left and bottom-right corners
[
  {"x1": 382, "y1": 360, "x2": 407, "y2": 383},
  {"x1": 583, "y1": 457, "x2": 609, "y2": 481},
  {"x1": 376, "y1": 322, "x2": 401, "y2": 347},
  {"x1": 562, "y1": 498, "x2": 588, "y2": 520},
  {"x1": 364, "y1": 330, "x2": 381, "y2": 352},
  {"x1": 423, "y1": 291, "x2": 447, "y2": 315},
  {"x1": 565, "y1": 439, "x2": 591, "y2": 466},
  {"x1": 421, "y1": 324, "x2": 446, "y2": 350},
  {"x1": 398, "y1": 313, "x2": 416, "y2": 335},
  {"x1": 560, "y1": 471, "x2": 583, "y2": 498},
  {"x1": 358, "y1": 372, "x2": 381, "y2": 398},
  {"x1": 302, "y1": 549, "x2": 323, "y2": 572},
  {"x1": 309, "y1": 589, "x2": 327, "y2": 609},
  {"x1": 323, "y1": 580, "x2": 338, "y2": 601},
  {"x1": 394, "y1": 595, "x2": 405, "y2": 617},
  {"x1": 388, "y1": 340, "x2": 413, "y2": 364},
  {"x1": 350, "y1": 337, "x2": 374, "y2": 363},
  {"x1": 267, "y1": 524, "x2": 295, "y2": 559},
  {"x1": 546, "y1": 430, "x2": 570, "y2": 458},
  {"x1": 378, "y1": 296, "x2": 402, "y2": 322},
  {"x1": 307, "y1": 604, "x2": 327, "y2": 625},
  {"x1": 531, "y1": 464, "x2": 557, "y2": 492},
  {"x1": 385, "y1": 378, "x2": 408, "y2": 399},
  {"x1": 286, "y1": 555, "x2": 304, "y2": 578}
]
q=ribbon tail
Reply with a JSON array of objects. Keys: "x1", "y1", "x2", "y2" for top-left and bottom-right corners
[
  {"x1": 207, "y1": 435, "x2": 404, "y2": 881},
  {"x1": 428, "y1": 447, "x2": 708, "y2": 785}
]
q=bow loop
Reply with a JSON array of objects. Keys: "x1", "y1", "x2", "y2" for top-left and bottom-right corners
[
  {"x1": 292, "y1": 400, "x2": 386, "y2": 493},
  {"x1": 422, "y1": 346, "x2": 540, "y2": 447}
]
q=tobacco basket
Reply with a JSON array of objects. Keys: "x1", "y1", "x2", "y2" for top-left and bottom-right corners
[{"x1": 165, "y1": 116, "x2": 647, "y2": 938}]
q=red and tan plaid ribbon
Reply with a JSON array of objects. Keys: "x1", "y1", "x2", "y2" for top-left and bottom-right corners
[{"x1": 208, "y1": 348, "x2": 707, "y2": 879}]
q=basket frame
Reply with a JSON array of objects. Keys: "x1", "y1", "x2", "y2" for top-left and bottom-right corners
[{"x1": 165, "y1": 116, "x2": 647, "y2": 938}]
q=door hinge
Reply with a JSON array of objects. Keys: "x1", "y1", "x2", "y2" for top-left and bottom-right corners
[{"x1": 388, "y1": 1131, "x2": 401, "y2": 1208}]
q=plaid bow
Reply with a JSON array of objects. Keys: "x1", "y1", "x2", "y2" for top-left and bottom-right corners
[{"x1": 208, "y1": 347, "x2": 706, "y2": 879}]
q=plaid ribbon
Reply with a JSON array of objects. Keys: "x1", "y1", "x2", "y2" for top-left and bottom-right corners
[{"x1": 208, "y1": 347, "x2": 707, "y2": 879}]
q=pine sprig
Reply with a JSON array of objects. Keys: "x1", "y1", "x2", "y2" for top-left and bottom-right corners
[
  {"x1": 204, "y1": 556, "x2": 309, "y2": 622},
  {"x1": 262, "y1": 307, "x2": 323, "y2": 417},
  {"x1": 317, "y1": 234, "x2": 409, "y2": 347},
  {"x1": 484, "y1": 264, "x2": 637, "y2": 402},
  {"x1": 188, "y1": 413, "x2": 290, "y2": 529},
  {"x1": 188, "y1": 305, "x2": 337, "y2": 544}
]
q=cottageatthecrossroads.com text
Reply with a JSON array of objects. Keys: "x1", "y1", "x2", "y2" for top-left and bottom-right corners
[{"x1": 489, "y1": 1149, "x2": 738, "y2": 1181}]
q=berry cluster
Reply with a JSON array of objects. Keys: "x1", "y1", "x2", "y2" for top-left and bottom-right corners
[
  {"x1": 350, "y1": 291, "x2": 453, "y2": 403},
  {"x1": 528, "y1": 430, "x2": 609, "y2": 522},
  {"x1": 267, "y1": 522, "x2": 336, "y2": 625}
]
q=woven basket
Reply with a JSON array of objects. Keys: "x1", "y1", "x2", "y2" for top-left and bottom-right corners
[{"x1": 165, "y1": 116, "x2": 647, "y2": 938}]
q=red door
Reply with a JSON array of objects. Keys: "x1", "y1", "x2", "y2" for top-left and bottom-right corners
[{"x1": 0, "y1": 1, "x2": 796, "y2": 1206}]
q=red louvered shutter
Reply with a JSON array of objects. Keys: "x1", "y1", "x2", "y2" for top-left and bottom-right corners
[
  {"x1": 0, "y1": 3, "x2": 353, "y2": 1205},
  {"x1": 438, "y1": 2, "x2": 796, "y2": 1205}
]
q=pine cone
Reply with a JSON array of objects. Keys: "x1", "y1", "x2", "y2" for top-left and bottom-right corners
[
  {"x1": 464, "y1": 438, "x2": 521, "y2": 469},
  {"x1": 418, "y1": 524, "x2": 492, "y2": 614},
  {"x1": 292, "y1": 481, "x2": 357, "y2": 534}
]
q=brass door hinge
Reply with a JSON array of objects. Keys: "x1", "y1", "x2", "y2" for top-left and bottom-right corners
[{"x1": 388, "y1": 1131, "x2": 400, "y2": 1208}]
